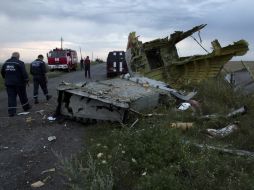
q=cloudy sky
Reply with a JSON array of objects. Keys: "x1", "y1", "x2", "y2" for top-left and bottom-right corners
[{"x1": 0, "y1": 0, "x2": 253, "y2": 62}]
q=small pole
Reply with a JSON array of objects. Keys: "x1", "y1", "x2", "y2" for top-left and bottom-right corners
[{"x1": 60, "y1": 37, "x2": 63, "y2": 49}]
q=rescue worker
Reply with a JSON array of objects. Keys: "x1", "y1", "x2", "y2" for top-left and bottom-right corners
[
  {"x1": 30, "y1": 54, "x2": 52, "y2": 104},
  {"x1": 84, "y1": 56, "x2": 91, "y2": 78},
  {"x1": 1, "y1": 52, "x2": 31, "y2": 117}
]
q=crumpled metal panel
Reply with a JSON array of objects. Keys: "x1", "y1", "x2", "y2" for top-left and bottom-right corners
[
  {"x1": 56, "y1": 78, "x2": 162, "y2": 122},
  {"x1": 126, "y1": 24, "x2": 249, "y2": 88}
]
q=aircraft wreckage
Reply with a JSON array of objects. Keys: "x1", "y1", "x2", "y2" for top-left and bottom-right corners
[{"x1": 56, "y1": 24, "x2": 249, "y2": 122}]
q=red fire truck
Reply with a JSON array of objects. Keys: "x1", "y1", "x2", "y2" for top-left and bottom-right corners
[{"x1": 47, "y1": 48, "x2": 78, "y2": 71}]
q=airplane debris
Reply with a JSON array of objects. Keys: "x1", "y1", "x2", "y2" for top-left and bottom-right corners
[
  {"x1": 41, "y1": 168, "x2": 55, "y2": 174},
  {"x1": 17, "y1": 112, "x2": 30, "y2": 115},
  {"x1": 31, "y1": 180, "x2": 44, "y2": 188},
  {"x1": 48, "y1": 136, "x2": 56, "y2": 142},
  {"x1": 130, "y1": 119, "x2": 139, "y2": 128},
  {"x1": 225, "y1": 61, "x2": 254, "y2": 94},
  {"x1": 26, "y1": 117, "x2": 34, "y2": 123},
  {"x1": 36, "y1": 110, "x2": 45, "y2": 115},
  {"x1": 205, "y1": 124, "x2": 238, "y2": 138},
  {"x1": 126, "y1": 24, "x2": 249, "y2": 88},
  {"x1": 178, "y1": 103, "x2": 191, "y2": 111},
  {"x1": 47, "y1": 116, "x2": 56, "y2": 121},
  {"x1": 191, "y1": 142, "x2": 254, "y2": 158},
  {"x1": 170, "y1": 122, "x2": 193, "y2": 130},
  {"x1": 226, "y1": 106, "x2": 247, "y2": 118}
]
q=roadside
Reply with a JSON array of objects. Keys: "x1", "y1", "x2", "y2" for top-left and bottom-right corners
[{"x1": 0, "y1": 63, "x2": 107, "y2": 190}]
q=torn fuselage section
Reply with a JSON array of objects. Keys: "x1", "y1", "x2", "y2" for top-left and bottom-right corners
[
  {"x1": 56, "y1": 78, "x2": 168, "y2": 122},
  {"x1": 56, "y1": 76, "x2": 196, "y2": 123}
]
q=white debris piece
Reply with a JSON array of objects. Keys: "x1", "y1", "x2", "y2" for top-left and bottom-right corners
[
  {"x1": 17, "y1": 112, "x2": 30, "y2": 115},
  {"x1": 48, "y1": 136, "x2": 56, "y2": 142},
  {"x1": 47, "y1": 116, "x2": 56, "y2": 121},
  {"x1": 206, "y1": 124, "x2": 238, "y2": 138},
  {"x1": 178, "y1": 103, "x2": 191, "y2": 110},
  {"x1": 31, "y1": 180, "x2": 44, "y2": 188}
]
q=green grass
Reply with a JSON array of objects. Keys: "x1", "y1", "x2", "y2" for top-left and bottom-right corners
[{"x1": 61, "y1": 77, "x2": 254, "y2": 190}]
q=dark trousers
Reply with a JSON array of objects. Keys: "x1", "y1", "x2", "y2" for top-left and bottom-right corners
[
  {"x1": 6, "y1": 85, "x2": 29, "y2": 115},
  {"x1": 85, "y1": 65, "x2": 91, "y2": 78},
  {"x1": 80, "y1": 63, "x2": 84, "y2": 70},
  {"x1": 33, "y1": 77, "x2": 48, "y2": 99}
]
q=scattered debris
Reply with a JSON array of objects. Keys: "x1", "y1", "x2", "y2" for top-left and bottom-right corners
[
  {"x1": 47, "y1": 116, "x2": 56, "y2": 121},
  {"x1": 127, "y1": 24, "x2": 249, "y2": 88},
  {"x1": 31, "y1": 181, "x2": 44, "y2": 188},
  {"x1": 48, "y1": 136, "x2": 56, "y2": 142},
  {"x1": 17, "y1": 112, "x2": 30, "y2": 116},
  {"x1": 225, "y1": 61, "x2": 254, "y2": 94},
  {"x1": 36, "y1": 110, "x2": 45, "y2": 115},
  {"x1": 178, "y1": 103, "x2": 191, "y2": 111},
  {"x1": 0, "y1": 146, "x2": 9, "y2": 150},
  {"x1": 41, "y1": 168, "x2": 55, "y2": 174},
  {"x1": 200, "y1": 106, "x2": 247, "y2": 120},
  {"x1": 205, "y1": 124, "x2": 238, "y2": 138},
  {"x1": 26, "y1": 117, "x2": 34, "y2": 123},
  {"x1": 226, "y1": 106, "x2": 247, "y2": 118},
  {"x1": 191, "y1": 142, "x2": 254, "y2": 158},
  {"x1": 170, "y1": 122, "x2": 193, "y2": 130},
  {"x1": 130, "y1": 119, "x2": 139, "y2": 128}
]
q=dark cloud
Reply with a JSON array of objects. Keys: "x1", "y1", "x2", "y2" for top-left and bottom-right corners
[{"x1": 0, "y1": 0, "x2": 253, "y2": 61}]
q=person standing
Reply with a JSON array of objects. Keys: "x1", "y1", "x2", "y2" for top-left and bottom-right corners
[
  {"x1": 80, "y1": 58, "x2": 84, "y2": 70},
  {"x1": 30, "y1": 54, "x2": 52, "y2": 104},
  {"x1": 84, "y1": 56, "x2": 91, "y2": 78},
  {"x1": 1, "y1": 52, "x2": 31, "y2": 117}
]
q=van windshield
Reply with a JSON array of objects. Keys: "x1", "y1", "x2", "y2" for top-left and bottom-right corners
[{"x1": 48, "y1": 51, "x2": 66, "y2": 58}]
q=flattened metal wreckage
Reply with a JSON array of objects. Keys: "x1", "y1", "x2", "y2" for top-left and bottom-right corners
[{"x1": 56, "y1": 24, "x2": 249, "y2": 122}]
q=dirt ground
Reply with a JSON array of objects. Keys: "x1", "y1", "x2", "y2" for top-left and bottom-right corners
[{"x1": 0, "y1": 64, "x2": 106, "y2": 190}]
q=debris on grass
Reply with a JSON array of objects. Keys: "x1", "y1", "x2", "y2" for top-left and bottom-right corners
[
  {"x1": 36, "y1": 110, "x2": 45, "y2": 115},
  {"x1": 226, "y1": 106, "x2": 247, "y2": 118},
  {"x1": 47, "y1": 116, "x2": 56, "y2": 121},
  {"x1": 178, "y1": 102, "x2": 191, "y2": 110},
  {"x1": 130, "y1": 119, "x2": 139, "y2": 128},
  {"x1": 26, "y1": 117, "x2": 34, "y2": 123},
  {"x1": 170, "y1": 122, "x2": 193, "y2": 130},
  {"x1": 41, "y1": 168, "x2": 55, "y2": 174},
  {"x1": 31, "y1": 180, "x2": 44, "y2": 188},
  {"x1": 48, "y1": 136, "x2": 56, "y2": 142},
  {"x1": 205, "y1": 124, "x2": 238, "y2": 138},
  {"x1": 17, "y1": 112, "x2": 30, "y2": 115}
]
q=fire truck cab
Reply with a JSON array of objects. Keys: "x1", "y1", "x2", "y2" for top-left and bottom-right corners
[{"x1": 47, "y1": 48, "x2": 78, "y2": 71}]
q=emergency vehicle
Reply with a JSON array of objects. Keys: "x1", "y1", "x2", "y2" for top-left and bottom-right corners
[
  {"x1": 106, "y1": 51, "x2": 128, "y2": 77},
  {"x1": 47, "y1": 48, "x2": 78, "y2": 71}
]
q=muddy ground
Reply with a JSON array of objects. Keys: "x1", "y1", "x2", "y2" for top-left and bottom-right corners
[{"x1": 0, "y1": 64, "x2": 106, "y2": 190}]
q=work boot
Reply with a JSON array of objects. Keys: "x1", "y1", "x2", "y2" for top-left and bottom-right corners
[
  {"x1": 34, "y1": 98, "x2": 39, "y2": 104},
  {"x1": 24, "y1": 104, "x2": 32, "y2": 111},
  {"x1": 46, "y1": 95, "x2": 52, "y2": 101}
]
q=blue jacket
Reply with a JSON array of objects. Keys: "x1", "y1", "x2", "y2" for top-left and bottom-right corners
[
  {"x1": 30, "y1": 59, "x2": 47, "y2": 77},
  {"x1": 1, "y1": 57, "x2": 29, "y2": 86}
]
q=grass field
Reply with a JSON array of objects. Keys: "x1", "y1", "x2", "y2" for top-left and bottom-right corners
[{"x1": 59, "y1": 61, "x2": 254, "y2": 190}]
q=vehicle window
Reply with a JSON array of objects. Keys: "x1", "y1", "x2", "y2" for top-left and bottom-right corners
[{"x1": 49, "y1": 51, "x2": 66, "y2": 58}]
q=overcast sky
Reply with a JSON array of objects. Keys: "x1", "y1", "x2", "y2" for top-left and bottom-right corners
[{"x1": 0, "y1": 0, "x2": 253, "y2": 62}]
